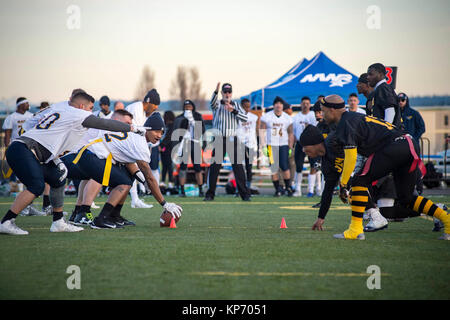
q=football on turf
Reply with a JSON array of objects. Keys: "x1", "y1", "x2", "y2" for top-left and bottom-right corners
[{"x1": 160, "y1": 210, "x2": 179, "y2": 227}]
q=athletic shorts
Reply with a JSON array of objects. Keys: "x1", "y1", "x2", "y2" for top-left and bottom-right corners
[
  {"x1": 6, "y1": 141, "x2": 65, "y2": 196},
  {"x1": 76, "y1": 150, "x2": 133, "y2": 187},
  {"x1": 269, "y1": 145, "x2": 290, "y2": 173},
  {"x1": 61, "y1": 153, "x2": 90, "y2": 181}
]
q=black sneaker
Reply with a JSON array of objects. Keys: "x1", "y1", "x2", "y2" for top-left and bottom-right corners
[
  {"x1": 312, "y1": 202, "x2": 321, "y2": 208},
  {"x1": 199, "y1": 190, "x2": 205, "y2": 197},
  {"x1": 179, "y1": 191, "x2": 186, "y2": 198},
  {"x1": 74, "y1": 212, "x2": 94, "y2": 226},
  {"x1": 285, "y1": 188, "x2": 293, "y2": 197},
  {"x1": 203, "y1": 196, "x2": 214, "y2": 201},
  {"x1": 242, "y1": 196, "x2": 251, "y2": 201},
  {"x1": 69, "y1": 210, "x2": 78, "y2": 223},
  {"x1": 90, "y1": 216, "x2": 117, "y2": 229},
  {"x1": 116, "y1": 215, "x2": 136, "y2": 226}
]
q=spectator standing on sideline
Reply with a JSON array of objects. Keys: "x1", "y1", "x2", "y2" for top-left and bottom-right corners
[
  {"x1": 292, "y1": 96, "x2": 317, "y2": 197},
  {"x1": 238, "y1": 98, "x2": 258, "y2": 190},
  {"x1": 173, "y1": 100, "x2": 206, "y2": 197},
  {"x1": 95, "y1": 96, "x2": 113, "y2": 119},
  {"x1": 347, "y1": 93, "x2": 366, "y2": 114},
  {"x1": 160, "y1": 111, "x2": 176, "y2": 190}
]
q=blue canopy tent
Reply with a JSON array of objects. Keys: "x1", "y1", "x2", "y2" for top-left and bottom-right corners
[{"x1": 244, "y1": 51, "x2": 366, "y2": 108}]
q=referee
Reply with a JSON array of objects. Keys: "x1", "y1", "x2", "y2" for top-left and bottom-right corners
[{"x1": 204, "y1": 82, "x2": 251, "y2": 201}]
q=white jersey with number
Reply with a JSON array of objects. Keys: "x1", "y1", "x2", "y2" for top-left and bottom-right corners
[
  {"x1": 260, "y1": 111, "x2": 292, "y2": 146},
  {"x1": 2, "y1": 111, "x2": 33, "y2": 144},
  {"x1": 126, "y1": 101, "x2": 147, "y2": 126},
  {"x1": 237, "y1": 112, "x2": 258, "y2": 149},
  {"x1": 88, "y1": 130, "x2": 150, "y2": 164},
  {"x1": 69, "y1": 128, "x2": 101, "y2": 154},
  {"x1": 292, "y1": 111, "x2": 317, "y2": 141},
  {"x1": 21, "y1": 101, "x2": 92, "y2": 162}
]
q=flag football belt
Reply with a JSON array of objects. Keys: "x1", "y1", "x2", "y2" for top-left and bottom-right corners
[
  {"x1": 72, "y1": 138, "x2": 113, "y2": 186},
  {"x1": 268, "y1": 145, "x2": 274, "y2": 165},
  {"x1": 1, "y1": 147, "x2": 12, "y2": 179},
  {"x1": 359, "y1": 134, "x2": 426, "y2": 181}
]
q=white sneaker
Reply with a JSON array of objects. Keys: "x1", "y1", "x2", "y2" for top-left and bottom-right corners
[
  {"x1": 364, "y1": 208, "x2": 388, "y2": 232},
  {"x1": 0, "y1": 219, "x2": 29, "y2": 235},
  {"x1": 91, "y1": 202, "x2": 100, "y2": 209},
  {"x1": 50, "y1": 218, "x2": 84, "y2": 232},
  {"x1": 293, "y1": 188, "x2": 302, "y2": 197},
  {"x1": 131, "y1": 199, "x2": 153, "y2": 209},
  {"x1": 27, "y1": 205, "x2": 47, "y2": 216},
  {"x1": 43, "y1": 205, "x2": 53, "y2": 216},
  {"x1": 19, "y1": 206, "x2": 30, "y2": 216}
]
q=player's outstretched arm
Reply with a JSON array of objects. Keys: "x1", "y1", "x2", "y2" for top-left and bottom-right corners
[{"x1": 82, "y1": 115, "x2": 133, "y2": 132}]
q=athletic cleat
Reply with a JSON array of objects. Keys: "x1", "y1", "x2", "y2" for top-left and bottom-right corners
[
  {"x1": 27, "y1": 205, "x2": 47, "y2": 216},
  {"x1": 307, "y1": 192, "x2": 314, "y2": 198},
  {"x1": 438, "y1": 233, "x2": 450, "y2": 240},
  {"x1": 74, "y1": 212, "x2": 94, "y2": 226},
  {"x1": 68, "y1": 210, "x2": 78, "y2": 224},
  {"x1": 0, "y1": 219, "x2": 28, "y2": 235},
  {"x1": 333, "y1": 232, "x2": 365, "y2": 240},
  {"x1": 312, "y1": 202, "x2": 321, "y2": 208},
  {"x1": 90, "y1": 216, "x2": 117, "y2": 229},
  {"x1": 50, "y1": 219, "x2": 83, "y2": 232},
  {"x1": 364, "y1": 208, "x2": 388, "y2": 232},
  {"x1": 364, "y1": 219, "x2": 388, "y2": 232},
  {"x1": 203, "y1": 196, "x2": 214, "y2": 201},
  {"x1": 179, "y1": 192, "x2": 186, "y2": 198},
  {"x1": 115, "y1": 216, "x2": 136, "y2": 226},
  {"x1": 42, "y1": 205, "x2": 53, "y2": 216},
  {"x1": 19, "y1": 206, "x2": 30, "y2": 216},
  {"x1": 293, "y1": 189, "x2": 302, "y2": 197},
  {"x1": 274, "y1": 190, "x2": 282, "y2": 197},
  {"x1": 285, "y1": 188, "x2": 293, "y2": 197},
  {"x1": 91, "y1": 202, "x2": 100, "y2": 209},
  {"x1": 432, "y1": 218, "x2": 444, "y2": 232},
  {"x1": 131, "y1": 199, "x2": 153, "y2": 209}
]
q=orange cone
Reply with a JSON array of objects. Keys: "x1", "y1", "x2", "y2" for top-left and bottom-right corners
[
  {"x1": 280, "y1": 217, "x2": 287, "y2": 229},
  {"x1": 169, "y1": 217, "x2": 177, "y2": 228}
]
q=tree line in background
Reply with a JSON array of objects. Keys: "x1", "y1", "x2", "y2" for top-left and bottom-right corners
[{"x1": 135, "y1": 65, "x2": 207, "y2": 111}]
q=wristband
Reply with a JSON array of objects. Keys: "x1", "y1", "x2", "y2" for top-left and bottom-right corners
[{"x1": 160, "y1": 200, "x2": 167, "y2": 207}]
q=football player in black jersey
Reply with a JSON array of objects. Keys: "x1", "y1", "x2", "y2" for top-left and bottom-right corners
[{"x1": 320, "y1": 94, "x2": 449, "y2": 240}]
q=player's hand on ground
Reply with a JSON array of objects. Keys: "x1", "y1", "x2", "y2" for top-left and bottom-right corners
[
  {"x1": 163, "y1": 202, "x2": 183, "y2": 219},
  {"x1": 339, "y1": 184, "x2": 349, "y2": 204},
  {"x1": 312, "y1": 218, "x2": 325, "y2": 231}
]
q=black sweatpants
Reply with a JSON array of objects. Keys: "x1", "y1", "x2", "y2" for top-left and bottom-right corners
[{"x1": 205, "y1": 137, "x2": 250, "y2": 200}]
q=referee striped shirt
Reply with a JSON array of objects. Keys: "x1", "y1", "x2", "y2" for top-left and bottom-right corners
[{"x1": 210, "y1": 91, "x2": 248, "y2": 137}]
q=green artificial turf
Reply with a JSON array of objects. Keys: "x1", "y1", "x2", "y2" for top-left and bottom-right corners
[{"x1": 0, "y1": 195, "x2": 449, "y2": 300}]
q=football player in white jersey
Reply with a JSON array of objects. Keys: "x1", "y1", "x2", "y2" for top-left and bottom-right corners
[
  {"x1": 2, "y1": 97, "x2": 33, "y2": 146},
  {"x1": 260, "y1": 97, "x2": 294, "y2": 196},
  {"x1": 0, "y1": 92, "x2": 145, "y2": 235},
  {"x1": 126, "y1": 89, "x2": 160, "y2": 209},
  {"x1": 238, "y1": 98, "x2": 258, "y2": 190},
  {"x1": 74, "y1": 111, "x2": 182, "y2": 229},
  {"x1": 292, "y1": 97, "x2": 318, "y2": 197}
]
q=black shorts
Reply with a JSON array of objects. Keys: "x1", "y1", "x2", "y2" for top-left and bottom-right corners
[
  {"x1": 61, "y1": 153, "x2": 90, "y2": 181},
  {"x1": 6, "y1": 141, "x2": 65, "y2": 197},
  {"x1": 269, "y1": 145, "x2": 290, "y2": 173},
  {"x1": 76, "y1": 150, "x2": 133, "y2": 188}
]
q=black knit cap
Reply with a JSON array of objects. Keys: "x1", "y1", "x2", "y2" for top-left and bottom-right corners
[
  {"x1": 299, "y1": 125, "x2": 324, "y2": 147},
  {"x1": 144, "y1": 89, "x2": 160, "y2": 105},
  {"x1": 144, "y1": 112, "x2": 165, "y2": 131}
]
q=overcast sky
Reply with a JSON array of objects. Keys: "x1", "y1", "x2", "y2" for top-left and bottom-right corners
[{"x1": 0, "y1": 0, "x2": 449, "y2": 106}]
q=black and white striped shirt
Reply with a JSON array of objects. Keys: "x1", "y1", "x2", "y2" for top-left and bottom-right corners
[{"x1": 210, "y1": 91, "x2": 248, "y2": 137}]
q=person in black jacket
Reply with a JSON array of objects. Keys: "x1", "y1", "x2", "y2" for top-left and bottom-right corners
[
  {"x1": 173, "y1": 100, "x2": 206, "y2": 197},
  {"x1": 160, "y1": 111, "x2": 176, "y2": 189},
  {"x1": 398, "y1": 92, "x2": 425, "y2": 143},
  {"x1": 366, "y1": 63, "x2": 402, "y2": 127}
]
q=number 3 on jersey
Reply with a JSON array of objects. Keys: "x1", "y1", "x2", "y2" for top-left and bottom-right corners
[{"x1": 36, "y1": 113, "x2": 60, "y2": 130}]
